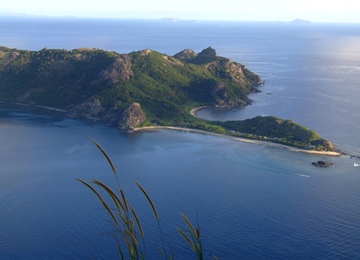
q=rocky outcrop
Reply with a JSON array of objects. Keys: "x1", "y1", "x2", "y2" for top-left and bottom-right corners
[
  {"x1": 90, "y1": 55, "x2": 133, "y2": 86},
  {"x1": 311, "y1": 161, "x2": 334, "y2": 168},
  {"x1": 173, "y1": 49, "x2": 197, "y2": 62},
  {"x1": 198, "y1": 46, "x2": 216, "y2": 58},
  {"x1": 66, "y1": 98, "x2": 105, "y2": 121},
  {"x1": 67, "y1": 100, "x2": 146, "y2": 129},
  {"x1": 118, "y1": 102, "x2": 146, "y2": 130},
  {"x1": 174, "y1": 47, "x2": 216, "y2": 64},
  {"x1": 191, "y1": 47, "x2": 216, "y2": 64},
  {"x1": 209, "y1": 81, "x2": 247, "y2": 107},
  {"x1": 203, "y1": 59, "x2": 248, "y2": 86}
]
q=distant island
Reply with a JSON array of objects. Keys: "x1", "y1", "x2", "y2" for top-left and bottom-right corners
[
  {"x1": 289, "y1": 19, "x2": 310, "y2": 24},
  {"x1": 0, "y1": 46, "x2": 336, "y2": 153}
]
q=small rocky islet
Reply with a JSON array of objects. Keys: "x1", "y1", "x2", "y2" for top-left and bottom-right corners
[{"x1": 311, "y1": 161, "x2": 334, "y2": 168}]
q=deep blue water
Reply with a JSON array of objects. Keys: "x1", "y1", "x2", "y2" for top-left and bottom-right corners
[{"x1": 1, "y1": 18, "x2": 360, "y2": 259}]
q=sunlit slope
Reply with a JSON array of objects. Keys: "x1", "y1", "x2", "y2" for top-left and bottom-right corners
[
  {"x1": 0, "y1": 46, "x2": 260, "y2": 125},
  {"x1": 0, "y1": 46, "x2": 335, "y2": 151}
]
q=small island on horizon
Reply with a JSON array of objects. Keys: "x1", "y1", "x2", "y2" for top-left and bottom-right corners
[{"x1": 0, "y1": 46, "x2": 338, "y2": 154}]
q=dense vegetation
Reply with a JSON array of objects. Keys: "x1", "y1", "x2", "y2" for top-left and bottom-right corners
[
  {"x1": 0, "y1": 46, "x2": 259, "y2": 122},
  {"x1": 0, "y1": 46, "x2": 335, "y2": 151},
  {"x1": 0, "y1": 47, "x2": 119, "y2": 107},
  {"x1": 219, "y1": 116, "x2": 335, "y2": 150}
]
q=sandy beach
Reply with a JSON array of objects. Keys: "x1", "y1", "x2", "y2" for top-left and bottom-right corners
[
  {"x1": 190, "y1": 106, "x2": 209, "y2": 118},
  {"x1": 2, "y1": 101, "x2": 342, "y2": 157},
  {"x1": 133, "y1": 126, "x2": 342, "y2": 157}
]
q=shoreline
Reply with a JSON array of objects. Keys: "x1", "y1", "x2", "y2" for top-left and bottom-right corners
[
  {"x1": 190, "y1": 106, "x2": 209, "y2": 118},
  {"x1": 1, "y1": 101, "x2": 343, "y2": 157},
  {"x1": 133, "y1": 126, "x2": 342, "y2": 157},
  {"x1": 190, "y1": 106, "x2": 236, "y2": 118},
  {"x1": 0, "y1": 101, "x2": 67, "y2": 113}
]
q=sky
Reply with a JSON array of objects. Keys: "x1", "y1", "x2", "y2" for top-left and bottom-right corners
[{"x1": 2, "y1": 0, "x2": 360, "y2": 23}]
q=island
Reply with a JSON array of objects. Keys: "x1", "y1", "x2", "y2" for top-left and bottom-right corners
[
  {"x1": 0, "y1": 46, "x2": 338, "y2": 153},
  {"x1": 312, "y1": 161, "x2": 334, "y2": 168}
]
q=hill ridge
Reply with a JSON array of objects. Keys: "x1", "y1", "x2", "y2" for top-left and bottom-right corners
[{"x1": 0, "y1": 46, "x2": 336, "y2": 151}]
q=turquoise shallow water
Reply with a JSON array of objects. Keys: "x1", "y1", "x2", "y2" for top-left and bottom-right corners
[{"x1": 1, "y1": 18, "x2": 360, "y2": 259}]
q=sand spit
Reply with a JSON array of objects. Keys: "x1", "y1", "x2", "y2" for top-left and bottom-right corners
[{"x1": 133, "y1": 126, "x2": 342, "y2": 157}]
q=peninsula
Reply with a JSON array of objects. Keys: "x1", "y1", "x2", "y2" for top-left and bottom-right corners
[{"x1": 0, "y1": 46, "x2": 336, "y2": 152}]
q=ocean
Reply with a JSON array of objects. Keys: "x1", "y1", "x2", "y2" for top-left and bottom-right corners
[{"x1": 1, "y1": 17, "x2": 360, "y2": 259}]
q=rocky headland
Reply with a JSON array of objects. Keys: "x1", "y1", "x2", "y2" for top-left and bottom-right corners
[{"x1": 0, "y1": 46, "x2": 337, "y2": 152}]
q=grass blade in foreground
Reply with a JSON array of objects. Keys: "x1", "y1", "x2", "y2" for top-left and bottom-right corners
[
  {"x1": 78, "y1": 138, "x2": 212, "y2": 259},
  {"x1": 178, "y1": 213, "x2": 203, "y2": 260}
]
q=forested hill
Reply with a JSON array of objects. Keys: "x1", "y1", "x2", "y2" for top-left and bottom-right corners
[
  {"x1": 0, "y1": 46, "x2": 261, "y2": 127},
  {"x1": 0, "y1": 46, "x2": 336, "y2": 151}
]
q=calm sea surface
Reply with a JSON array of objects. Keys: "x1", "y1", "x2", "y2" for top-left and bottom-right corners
[{"x1": 1, "y1": 18, "x2": 360, "y2": 259}]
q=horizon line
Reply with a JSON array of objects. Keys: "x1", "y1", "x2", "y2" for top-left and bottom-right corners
[{"x1": 1, "y1": 12, "x2": 360, "y2": 24}]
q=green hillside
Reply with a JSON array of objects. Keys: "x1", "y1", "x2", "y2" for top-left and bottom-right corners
[
  {"x1": 0, "y1": 46, "x2": 335, "y2": 151},
  {"x1": 0, "y1": 46, "x2": 260, "y2": 124},
  {"x1": 220, "y1": 116, "x2": 335, "y2": 150}
]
